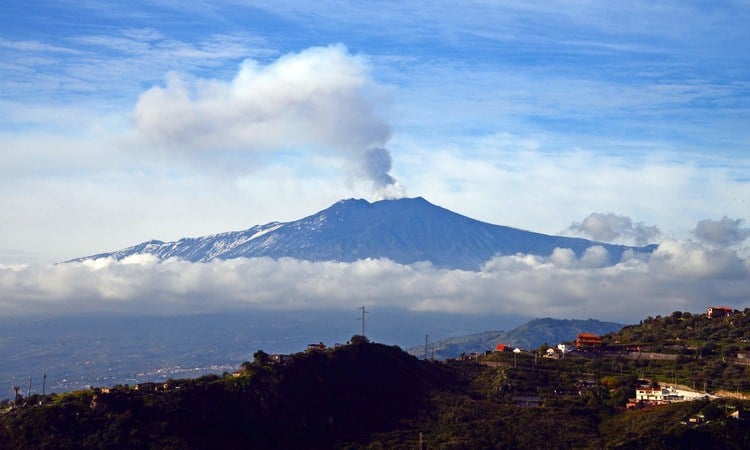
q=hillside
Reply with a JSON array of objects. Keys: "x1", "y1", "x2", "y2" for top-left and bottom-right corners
[
  {"x1": 409, "y1": 317, "x2": 624, "y2": 359},
  {"x1": 69, "y1": 197, "x2": 656, "y2": 270},
  {"x1": 2, "y1": 330, "x2": 750, "y2": 449},
  {"x1": 598, "y1": 309, "x2": 750, "y2": 394},
  {"x1": 604, "y1": 309, "x2": 750, "y2": 354},
  {"x1": 0, "y1": 340, "x2": 455, "y2": 449}
]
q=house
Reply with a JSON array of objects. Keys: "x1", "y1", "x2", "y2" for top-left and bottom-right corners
[
  {"x1": 736, "y1": 352, "x2": 750, "y2": 366},
  {"x1": 706, "y1": 306, "x2": 734, "y2": 319},
  {"x1": 633, "y1": 386, "x2": 687, "y2": 407},
  {"x1": 494, "y1": 344, "x2": 509, "y2": 352},
  {"x1": 730, "y1": 410, "x2": 750, "y2": 420},
  {"x1": 635, "y1": 387, "x2": 663, "y2": 402},
  {"x1": 575, "y1": 333, "x2": 602, "y2": 351},
  {"x1": 134, "y1": 382, "x2": 159, "y2": 392},
  {"x1": 635, "y1": 386, "x2": 685, "y2": 402},
  {"x1": 306, "y1": 342, "x2": 326, "y2": 352},
  {"x1": 269, "y1": 354, "x2": 292, "y2": 364}
]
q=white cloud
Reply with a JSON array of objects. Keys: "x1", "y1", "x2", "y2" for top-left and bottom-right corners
[
  {"x1": 649, "y1": 239, "x2": 748, "y2": 279},
  {"x1": 1, "y1": 239, "x2": 747, "y2": 323},
  {"x1": 134, "y1": 44, "x2": 390, "y2": 158},
  {"x1": 566, "y1": 212, "x2": 661, "y2": 245},
  {"x1": 0, "y1": 38, "x2": 80, "y2": 54},
  {"x1": 693, "y1": 216, "x2": 750, "y2": 247}
]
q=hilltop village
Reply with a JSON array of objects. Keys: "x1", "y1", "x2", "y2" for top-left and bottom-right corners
[{"x1": 1, "y1": 307, "x2": 749, "y2": 448}]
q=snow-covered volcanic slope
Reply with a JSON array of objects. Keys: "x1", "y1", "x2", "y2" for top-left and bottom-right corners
[{"x1": 70, "y1": 197, "x2": 656, "y2": 270}]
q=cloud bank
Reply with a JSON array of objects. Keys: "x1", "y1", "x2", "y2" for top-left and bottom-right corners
[
  {"x1": 2, "y1": 240, "x2": 747, "y2": 323},
  {"x1": 566, "y1": 212, "x2": 661, "y2": 245}
]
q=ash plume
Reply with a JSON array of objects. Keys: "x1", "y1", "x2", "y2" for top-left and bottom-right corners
[{"x1": 363, "y1": 147, "x2": 405, "y2": 199}]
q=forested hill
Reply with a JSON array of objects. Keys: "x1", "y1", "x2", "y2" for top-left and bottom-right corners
[
  {"x1": 0, "y1": 340, "x2": 457, "y2": 449},
  {"x1": 2, "y1": 334, "x2": 750, "y2": 449},
  {"x1": 603, "y1": 309, "x2": 750, "y2": 355}
]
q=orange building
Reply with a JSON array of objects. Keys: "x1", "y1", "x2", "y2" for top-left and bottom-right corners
[
  {"x1": 706, "y1": 306, "x2": 733, "y2": 319},
  {"x1": 576, "y1": 333, "x2": 602, "y2": 351}
]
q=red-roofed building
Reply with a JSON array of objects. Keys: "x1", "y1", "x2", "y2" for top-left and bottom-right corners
[
  {"x1": 707, "y1": 306, "x2": 734, "y2": 319},
  {"x1": 494, "y1": 344, "x2": 509, "y2": 352},
  {"x1": 576, "y1": 333, "x2": 602, "y2": 351}
]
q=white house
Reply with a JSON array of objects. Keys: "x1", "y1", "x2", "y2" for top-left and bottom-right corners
[{"x1": 635, "y1": 386, "x2": 691, "y2": 402}]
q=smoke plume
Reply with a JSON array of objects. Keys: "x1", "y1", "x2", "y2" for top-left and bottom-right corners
[{"x1": 362, "y1": 147, "x2": 404, "y2": 198}]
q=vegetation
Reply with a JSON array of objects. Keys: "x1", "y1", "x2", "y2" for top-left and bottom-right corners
[
  {"x1": 601, "y1": 309, "x2": 750, "y2": 392},
  {"x1": 1, "y1": 311, "x2": 749, "y2": 449}
]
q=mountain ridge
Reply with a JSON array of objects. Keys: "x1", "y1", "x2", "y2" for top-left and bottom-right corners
[{"x1": 69, "y1": 197, "x2": 657, "y2": 270}]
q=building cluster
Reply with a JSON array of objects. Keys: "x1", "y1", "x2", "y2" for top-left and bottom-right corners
[
  {"x1": 626, "y1": 385, "x2": 711, "y2": 409},
  {"x1": 494, "y1": 344, "x2": 524, "y2": 354}
]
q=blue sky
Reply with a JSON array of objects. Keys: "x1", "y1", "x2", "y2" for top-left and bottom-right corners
[{"x1": 1, "y1": 1, "x2": 749, "y2": 320}]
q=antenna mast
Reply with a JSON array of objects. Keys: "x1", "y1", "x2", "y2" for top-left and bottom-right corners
[
  {"x1": 357, "y1": 306, "x2": 368, "y2": 337},
  {"x1": 424, "y1": 334, "x2": 429, "y2": 360}
]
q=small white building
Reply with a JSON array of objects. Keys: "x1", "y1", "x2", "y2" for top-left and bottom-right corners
[
  {"x1": 635, "y1": 386, "x2": 684, "y2": 402},
  {"x1": 557, "y1": 344, "x2": 574, "y2": 354}
]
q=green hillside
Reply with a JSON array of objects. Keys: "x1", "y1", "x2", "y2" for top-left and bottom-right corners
[
  {"x1": 605, "y1": 309, "x2": 750, "y2": 354},
  {"x1": 1, "y1": 314, "x2": 750, "y2": 449}
]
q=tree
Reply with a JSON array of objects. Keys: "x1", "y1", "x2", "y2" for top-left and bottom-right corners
[
  {"x1": 253, "y1": 350, "x2": 270, "y2": 365},
  {"x1": 350, "y1": 335, "x2": 369, "y2": 344}
]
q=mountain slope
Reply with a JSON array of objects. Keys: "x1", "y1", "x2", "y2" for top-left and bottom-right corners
[{"x1": 70, "y1": 197, "x2": 656, "y2": 270}]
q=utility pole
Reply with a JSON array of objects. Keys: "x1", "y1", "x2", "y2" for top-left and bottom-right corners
[
  {"x1": 27, "y1": 376, "x2": 32, "y2": 397},
  {"x1": 424, "y1": 334, "x2": 429, "y2": 360},
  {"x1": 357, "y1": 306, "x2": 368, "y2": 338},
  {"x1": 42, "y1": 373, "x2": 47, "y2": 396}
]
